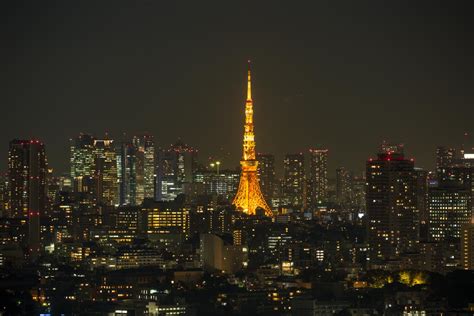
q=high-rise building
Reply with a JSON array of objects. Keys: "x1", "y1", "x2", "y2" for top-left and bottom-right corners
[
  {"x1": 309, "y1": 148, "x2": 328, "y2": 205},
  {"x1": 436, "y1": 146, "x2": 456, "y2": 182},
  {"x1": 428, "y1": 186, "x2": 471, "y2": 242},
  {"x1": 232, "y1": 62, "x2": 271, "y2": 216},
  {"x1": 70, "y1": 133, "x2": 96, "y2": 192},
  {"x1": 461, "y1": 221, "x2": 474, "y2": 270},
  {"x1": 156, "y1": 140, "x2": 197, "y2": 201},
  {"x1": 8, "y1": 139, "x2": 47, "y2": 259},
  {"x1": 352, "y1": 173, "x2": 366, "y2": 211},
  {"x1": 142, "y1": 136, "x2": 155, "y2": 199},
  {"x1": 416, "y1": 168, "x2": 429, "y2": 241},
  {"x1": 336, "y1": 167, "x2": 352, "y2": 207},
  {"x1": 0, "y1": 173, "x2": 8, "y2": 217},
  {"x1": 194, "y1": 169, "x2": 240, "y2": 200},
  {"x1": 366, "y1": 146, "x2": 419, "y2": 262},
  {"x1": 94, "y1": 138, "x2": 118, "y2": 206},
  {"x1": 118, "y1": 141, "x2": 138, "y2": 205},
  {"x1": 132, "y1": 137, "x2": 145, "y2": 205},
  {"x1": 283, "y1": 153, "x2": 305, "y2": 208},
  {"x1": 257, "y1": 153, "x2": 275, "y2": 205}
]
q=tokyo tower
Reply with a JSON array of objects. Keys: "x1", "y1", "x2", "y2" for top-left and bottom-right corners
[{"x1": 232, "y1": 62, "x2": 272, "y2": 216}]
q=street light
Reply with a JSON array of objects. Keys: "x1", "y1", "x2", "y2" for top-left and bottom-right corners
[
  {"x1": 216, "y1": 161, "x2": 220, "y2": 175},
  {"x1": 210, "y1": 161, "x2": 221, "y2": 175}
]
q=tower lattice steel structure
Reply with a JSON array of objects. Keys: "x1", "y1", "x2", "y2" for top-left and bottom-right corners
[{"x1": 232, "y1": 62, "x2": 272, "y2": 216}]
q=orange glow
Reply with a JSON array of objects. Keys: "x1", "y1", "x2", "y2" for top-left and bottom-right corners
[{"x1": 233, "y1": 63, "x2": 272, "y2": 216}]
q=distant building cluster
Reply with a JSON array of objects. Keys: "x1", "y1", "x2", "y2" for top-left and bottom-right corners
[{"x1": 1, "y1": 72, "x2": 473, "y2": 315}]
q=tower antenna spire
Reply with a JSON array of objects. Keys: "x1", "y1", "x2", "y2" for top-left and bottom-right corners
[{"x1": 247, "y1": 59, "x2": 252, "y2": 101}]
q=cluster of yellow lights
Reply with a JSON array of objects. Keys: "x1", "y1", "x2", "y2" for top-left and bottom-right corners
[{"x1": 232, "y1": 62, "x2": 272, "y2": 216}]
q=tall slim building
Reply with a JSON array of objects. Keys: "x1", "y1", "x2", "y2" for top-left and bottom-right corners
[
  {"x1": 8, "y1": 140, "x2": 47, "y2": 259},
  {"x1": 232, "y1": 62, "x2": 271, "y2": 216},
  {"x1": 142, "y1": 135, "x2": 155, "y2": 199},
  {"x1": 283, "y1": 153, "x2": 305, "y2": 208},
  {"x1": 118, "y1": 141, "x2": 137, "y2": 205},
  {"x1": 336, "y1": 167, "x2": 352, "y2": 207},
  {"x1": 461, "y1": 221, "x2": 474, "y2": 270},
  {"x1": 366, "y1": 147, "x2": 419, "y2": 262},
  {"x1": 309, "y1": 148, "x2": 328, "y2": 205},
  {"x1": 257, "y1": 153, "x2": 275, "y2": 204},
  {"x1": 132, "y1": 137, "x2": 145, "y2": 205},
  {"x1": 94, "y1": 138, "x2": 118, "y2": 205},
  {"x1": 70, "y1": 133, "x2": 96, "y2": 192}
]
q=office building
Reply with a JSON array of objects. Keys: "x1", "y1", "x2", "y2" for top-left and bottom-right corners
[
  {"x1": 257, "y1": 153, "x2": 276, "y2": 205},
  {"x1": 157, "y1": 140, "x2": 197, "y2": 201},
  {"x1": 366, "y1": 146, "x2": 419, "y2": 262},
  {"x1": 8, "y1": 139, "x2": 47, "y2": 259},
  {"x1": 309, "y1": 148, "x2": 328, "y2": 205},
  {"x1": 283, "y1": 153, "x2": 305, "y2": 208},
  {"x1": 428, "y1": 186, "x2": 471, "y2": 241}
]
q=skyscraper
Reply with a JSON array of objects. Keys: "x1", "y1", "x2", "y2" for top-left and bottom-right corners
[
  {"x1": 156, "y1": 140, "x2": 197, "y2": 201},
  {"x1": 336, "y1": 167, "x2": 352, "y2": 207},
  {"x1": 257, "y1": 153, "x2": 275, "y2": 204},
  {"x1": 70, "y1": 133, "x2": 96, "y2": 192},
  {"x1": 436, "y1": 146, "x2": 456, "y2": 182},
  {"x1": 233, "y1": 62, "x2": 272, "y2": 216},
  {"x1": 283, "y1": 153, "x2": 305, "y2": 208},
  {"x1": 94, "y1": 138, "x2": 118, "y2": 206},
  {"x1": 366, "y1": 146, "x2": 419, "y2": 262},
  {"x1": 132, "y1": 136, "x2": 145, "y2": 205},
  {"x1": 8, "y1": 139, "x2": 47, "y2": 259},
  {"x1": 118, "y1": 141, "x2": 137, "y2": 205},
  {"x1": 142, "y1": 135, "x2": 155, "y2": 199},
  {"x1": 309, "y1": 148, "x2": 328, "y2": 205}
]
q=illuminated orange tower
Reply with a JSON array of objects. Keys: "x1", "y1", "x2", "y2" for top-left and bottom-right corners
[{"x1": 233, "y1": 62, "x2": 272, "y2": 216}]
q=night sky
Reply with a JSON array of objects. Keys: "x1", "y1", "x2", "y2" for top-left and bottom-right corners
[{"x1": 2, "y1": 1, "x2": 472, "y2": 175}]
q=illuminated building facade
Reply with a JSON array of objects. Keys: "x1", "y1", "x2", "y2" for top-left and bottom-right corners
[
  {"x1": 436, "y1": 146, "x2": 456, "y2": 181},
  {"x1": 132, "y1": 137, "x2": 145, "y2": 205},
  {"x1": 118, "y1": 141, "x2": 133, "y2": 205},
  {"x1": 142, "y1": 135, "x2": 155, "y2": 199},
  {"x1": 142, "y1": 200, "x2": 190, "y2": 236},
  {"x1": 283, "y1": 153, "x2": 305, "y2": 208},
  {"x1": 70, "y1": 133, "x2": 95, "y2": 192},
  {"x1": 336, "y1": 167, "x2": 352, "y2": 206},
  {"x1": 257, "y1": 153, "x2": 275, "y2": 205},
  {"x1": 157, "y1": 140, "x2": 197, "y2": 201},
  {"x1": 8, "y1": 139, "x2": 47, "y2": 260},
  {"x1": 94, "y1": 138, "x2": 118, "y2": 205},
  {"x1": 309, "y1": 148, "x2": 328, "y2": 205},
  {"x1": 428, "y1": 186, "x2": 471, "y2": 241},
  {"x1": 118, "y1": 139, "x2": 151, "y2": 206},
  {"x1": 461, "y1": 221, "x2": 474, "y2": 270},
  {"x1": 366, "y1": 147, "x2": 419, "y2": 262},
  {"x1": 233, "y1": 63, "x2": 272, "y2": 216}
]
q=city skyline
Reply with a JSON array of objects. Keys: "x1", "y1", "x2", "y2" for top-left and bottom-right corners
[
  {"x1": 2, "y1": 2, "x2": 474, "y2": 315},
  {"x1": 2, "y1": 1, "x2": 472, "y2": 174}
]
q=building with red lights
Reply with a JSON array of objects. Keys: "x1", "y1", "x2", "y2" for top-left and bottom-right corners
[{"x1": 8, "y1": 139, "x2": 47, "y2": 260}]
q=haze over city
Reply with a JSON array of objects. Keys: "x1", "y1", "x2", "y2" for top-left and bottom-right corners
[
  {"x1": 2, "y1": 1, "x2": 472, "y2": 173},
  {"x1": 1, "y1": 1, "x2": 474, "y2": 315}
]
